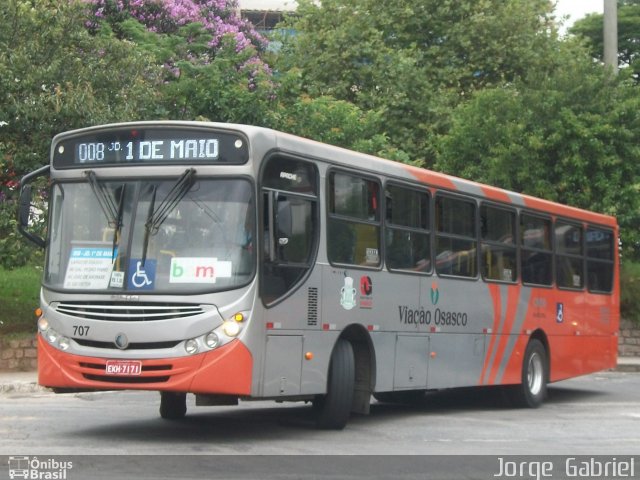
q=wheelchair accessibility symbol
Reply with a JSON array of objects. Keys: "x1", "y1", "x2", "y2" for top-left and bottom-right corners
[
  {"x1": 129, "y1": 259, "x2": 156, "y2": 290},
  {"x1": 556, "y1": 302, "x2": 564, "y2": 323}
]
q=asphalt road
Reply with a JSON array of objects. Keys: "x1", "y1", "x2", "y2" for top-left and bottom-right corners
[{"x1": 1, "y1": 371, "x2": 638, "y2": 479}]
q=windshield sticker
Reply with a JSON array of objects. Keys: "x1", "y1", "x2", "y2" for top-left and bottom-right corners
[
  {"x1": 169, "y1": 257, "x2": 232, "y2": 284},
  {"x1": 109, "y1": 271, "x2": 125, "y2": 288},
  {"x1": 129, "y1": 259, "x2": 156, "y2": 290},
  {"x1": 64, "y1": 247, "x2": 115, "y2": 289}
]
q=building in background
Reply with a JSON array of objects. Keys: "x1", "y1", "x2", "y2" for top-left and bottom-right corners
[{"x1": 239, "y1": 0, "x2": 296, "y2": 34}]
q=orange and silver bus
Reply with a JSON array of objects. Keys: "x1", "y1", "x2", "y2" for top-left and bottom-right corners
[{"x1": 18, "y1": 121, "x2": 619, "y2": 429}]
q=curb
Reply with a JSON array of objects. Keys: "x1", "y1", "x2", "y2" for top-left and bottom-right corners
[{"x1": 0, "y1": 382, "x2": 47, "y2": 395}]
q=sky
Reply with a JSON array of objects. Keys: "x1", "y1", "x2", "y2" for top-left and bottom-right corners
[
  {"x1": 239, "y1": 0, "x2": 606, "y2": 29},
  {"x1": 553, "y1": 0, "x2": 604, "y2": 29},
  {"x1": 239, "y1": 0, "x2": 606, "y2": 20}
]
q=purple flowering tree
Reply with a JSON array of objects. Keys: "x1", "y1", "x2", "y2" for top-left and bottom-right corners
[
  {"x1": 84, "y1": 0, "x2": 276, "y2": 123},
  {"x1": 86, "y1": 0, "x2": 266, "y2": 51}
]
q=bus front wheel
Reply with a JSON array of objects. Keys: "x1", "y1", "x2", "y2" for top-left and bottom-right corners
[
  {"x1": 313, "y1": 338, "x2": 355, "y2": 430},
  {"x1": 159, "y1": 391, "x2": 187, "y2": 420},
  {"x1": 509, "y1": 339, "x2": 548, "y2": 408}
]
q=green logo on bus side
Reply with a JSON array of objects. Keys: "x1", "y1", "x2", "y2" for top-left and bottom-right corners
[{"x1": 430, "y1": 283, "x2": 439, "y2": 305}]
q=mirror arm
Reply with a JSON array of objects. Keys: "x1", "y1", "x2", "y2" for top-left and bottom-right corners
[{"x1": 17, "y1": 165, "x2": 50, "y2": 249}]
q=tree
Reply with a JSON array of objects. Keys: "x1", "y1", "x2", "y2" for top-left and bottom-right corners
[
  {"x1": 275, "y1": 0, "x2": 560, "y2": 163},
  {"x1": 0, "y1": 0, "x2": 162, "y2": 267},
  {"x1": 435, "y1": 45, "x2": 640, "y2": 256},
  {"x1": 85, "y1": 0, "x2": 277, "y2": 124},
  {"x1": 570, "y1": 0, "x2": 640, "y2": 82}
]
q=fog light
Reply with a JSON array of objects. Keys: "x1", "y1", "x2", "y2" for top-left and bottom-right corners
[
  {"x1": 223, "y1": 320, "x2": 241, "y2": 337},
  {"x1": 205, "y1": 332, "x2": 220, "y2": 349},
  {"x1": 184, "y1": 338, "x2": 199, "y2": 355},
  {"x1": 38, "y1": 317, "x2": 49, "y2": 332},
  {"x1": 59, "y1": 337, "x2": 70, "y2": 351}
]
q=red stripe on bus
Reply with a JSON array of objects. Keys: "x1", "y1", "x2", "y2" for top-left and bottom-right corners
[
  {"x1": 487, "y1": 285, "x2": 521, "y2": 385},
  {"x1": 481, "y1": 186, "x2": 513, "y2": 204},
  {"x1": 404, "y1": 164, "x2": 458, "y2": 190},
  {"x1": 480, "y1": 283, "x2": 502, "y2": 385},
  {"x1": 523, "y1": 196, "x2": 616, "y2": 225}
]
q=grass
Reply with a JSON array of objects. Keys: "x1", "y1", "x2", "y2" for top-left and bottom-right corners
[
  {"x1": 0, "y1": 265, "x2": 42, "y2": 335},
  {"x1": 621, "y1": 260, "x2": 640, "y2": 326}
]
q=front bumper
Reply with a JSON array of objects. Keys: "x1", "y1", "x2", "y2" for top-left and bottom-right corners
[{"x1": 38, "y1": 335, "x2": 253, "y2": 395}]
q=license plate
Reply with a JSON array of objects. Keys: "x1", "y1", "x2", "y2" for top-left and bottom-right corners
[{"x1": 105, "y1": 360, "x2": 142, "y2": 376}]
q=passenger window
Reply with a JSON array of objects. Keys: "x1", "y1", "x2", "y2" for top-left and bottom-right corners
[
  {"x1": 586, "y1": 227, "x2": 614, "y2": 293},
  {"x1": 520, "y1": 214, "x2": 553, "y2": 286},
  {"x1": 385, "y1": 185, "x2": 431, "y2": 273},
  {"x1": 328, "y1": 172, "x2": 381, "y2": 267},
  {"x1": 480, "y1": 205, "x2": 516, "y2": 282},
  {"x1": 435, "y1": 195, "x2": 477, "y2": 277},
  {"x1": 555, "y1": 221, "x2": 584, "y2": 289},
  {"x1": 261, "y1": 157, "x2": 318, "y2": 305}
]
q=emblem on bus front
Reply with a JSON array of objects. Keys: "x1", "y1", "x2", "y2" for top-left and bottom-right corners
[{"x1": 114, "y1": 333, "x2": 129, "y2": 350}]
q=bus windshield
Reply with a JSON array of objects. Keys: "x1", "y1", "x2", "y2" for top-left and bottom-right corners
[{"x1": 45, "y1": 177, "x2": 255, "y2": 293}]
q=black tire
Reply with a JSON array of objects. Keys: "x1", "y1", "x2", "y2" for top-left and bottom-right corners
[
  {"x1": 509, "y1": 339, "x2": 548, "y2": 408},
  {"x1": 314, "y1": 338, "x2": 355, "y2": 430},
  {"x1": 159, "y1": 391, "x2": 187, "y2": 420}
]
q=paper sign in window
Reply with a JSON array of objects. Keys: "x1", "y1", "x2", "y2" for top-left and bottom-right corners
[{"x1": 169, "y1": 257, "x2": 232, "y2": 283}]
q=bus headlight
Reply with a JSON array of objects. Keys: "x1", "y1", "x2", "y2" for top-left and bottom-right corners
[
  {"x1": 38, "y1": 317, "x2": 49, "y2": 332},
  {"x1": 205, "y1": 332, "x2": 220, "y2": 349},
  {"x1": 46, "y1": 328, "x2": 59, "y2": 344},
  {"x1": 184, "y1": 338, "x2": 199, "y2": 355},
  {"x1": 58, "y1": 337, "x2": 71, "y2": 351},
  {"x1": 222, "y1": 320, "x2": 241, "y2": 337}
]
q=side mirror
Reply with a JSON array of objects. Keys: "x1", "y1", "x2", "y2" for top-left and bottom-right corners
[
  {"x1": 16, "y1": 165, "x2": 49, "y2": 249},
  {"x1": 18, "y1": 185, "x2": 33, "y2": 227}
]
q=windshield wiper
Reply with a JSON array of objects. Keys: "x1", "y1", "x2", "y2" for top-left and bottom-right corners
[
  {"x1": 112, "y1": 185, "x2": 126, "y2": 263},
  {"x1": 141, "y1": 168, "x2": 196, "y2": 266},
  {"x1": 141, "y1": 185, "x2": 157, "y2": 267},
  {"x1": 84, "y1": 171, "x2": 126, "y2": 263},
  {"x1": 85, "y1": 170, "x2": 118, "y2": 225}
]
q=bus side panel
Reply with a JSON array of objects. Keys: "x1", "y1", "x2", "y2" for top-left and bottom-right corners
[
  {"x1": 548, "y1": 335, "x2": 617, "y2": 382},
  {"x1": 370, "y1": 332, "x2": 398, "y2": 393},
  {"x1": 428, "y1": 333, "x2": 485, "y2": 389},
  {"x1": 300, "y1": 331, "x2": 339, "y2": 395}
]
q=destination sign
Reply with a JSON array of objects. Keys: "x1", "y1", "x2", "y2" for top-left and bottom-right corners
[{"x1": 53, "y1": 126, "x2": 249, "y2": 167}]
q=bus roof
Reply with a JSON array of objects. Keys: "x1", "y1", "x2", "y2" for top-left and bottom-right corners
[
  {"x1": 270, "y1": 126, "x2": 617, "y2": 228},
  {"x1": 53, "y1": 121, "x2": 617, "y2": 228}
]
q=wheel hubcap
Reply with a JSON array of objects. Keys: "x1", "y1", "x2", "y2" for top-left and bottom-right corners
[{"x1": 527, "y1": 352, "x2": 544, "y2": 396}]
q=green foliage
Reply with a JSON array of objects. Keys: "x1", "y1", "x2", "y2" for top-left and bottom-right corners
[
  {"x1": 162, "y1": 34, "x2": 276, "y2": 124},
  {"x1": 275, "y1": 0, "x2": 560, "y2": 163},
  {"x1": 0, "y1": 0, "x2": 160, "y2": 268},
  {"x1": 0, "y1": 265, "x2": 41, "y2": 334},
  {"x1": 621, "y1": 260, "x2": 640, "y2": 325},
  {"x1": 434, "y1": 43, "x2": 640, "y2": 257},
  {"x1": 0, "y1": 0, "x2": 162, "y2": 176},
  {"x1": 269, "y1": 95, "x2": 411, "y2": 163},
  {"x1": 0, "y1": 200, "x2": 42, "y2": 269}
]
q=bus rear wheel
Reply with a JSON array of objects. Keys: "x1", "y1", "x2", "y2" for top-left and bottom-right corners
[
  {"x1": 314, "y1": 338, "x2": 355, "y2": 430},
  {"x1": 159, "y1": 392, "x2": 187, "y2": 420},
  {"x1": 509, "y1": 339, "x2": 547, "y2": 408}
]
